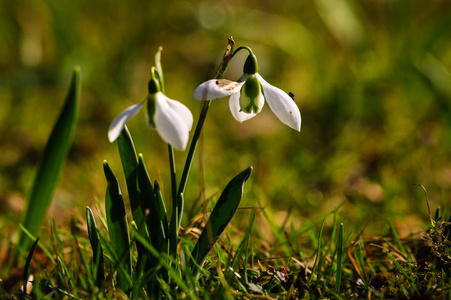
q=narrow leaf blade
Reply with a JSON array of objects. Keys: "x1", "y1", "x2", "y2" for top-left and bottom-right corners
[
  {"x1": 23, "y1": 237, "x2": 40, "y2": 294},
  {"x1": 86, "y1": 207, "x2": 105, "y2": 288},
  {"x1": 335, "y1": 223, "x2": 344, "y2": 293},
  {"x1": 191, "y1": 166, "x2": 252, "y2": 269},
  {"x1": 117, "y1": 127, "x2": 149, "y2": 234},
  {"x1": 104, "y1": 161, "x2": 132, "y2": 292},
  {"x1": 137, "y1": 154, "x2": 168, "y2": 276},
  {"x1": 19, "y1": 67, "x2": 81, "y2": 249},
  {"x1": 116, "y1": 126, "x2": 149, "y2": 272}
]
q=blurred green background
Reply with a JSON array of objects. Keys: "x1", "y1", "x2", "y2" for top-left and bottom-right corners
[{"x1": 1, "y1": 0, "x2": 451, "y2": 241}]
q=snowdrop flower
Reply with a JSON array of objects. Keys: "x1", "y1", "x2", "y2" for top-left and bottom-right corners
[
  {"x1": 194, "y1": 49, "x2": 301, "y2": 131},
  {"x1": 108, "y1": 70, "x2": 193, "y2": 150}
]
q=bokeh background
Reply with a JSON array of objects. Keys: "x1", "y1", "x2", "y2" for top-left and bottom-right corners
[{"x1": 1, "y1": 0, "x2": 451, "y2": 243}]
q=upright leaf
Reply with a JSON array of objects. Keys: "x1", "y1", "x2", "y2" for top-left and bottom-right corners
[
  {"x1": 137, "y1": 155, "x2": 168, "y2": 251},
  {"x1": 19, "y1": 67, "x2": 81, "y2": 249},
  {"x1": 191, "y1": 166, "x2": 252, "y2": 272},
  {"x1": 86, "y1": 207, "x2": 104, "y2": 289},
  {"x1": 117, "y1": 126, "x2": 145, "y2": 228},
  {"x1": 117, "y1": 126, "x2": 148, "y2": 272},
  {"x1": 104, "y1": 161, "x2": 132, "y2": 293}
]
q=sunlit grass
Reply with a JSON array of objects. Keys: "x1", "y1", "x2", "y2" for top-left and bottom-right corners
[{"x1": 4, "y1": 194, "x2": 451, "y2": 298}]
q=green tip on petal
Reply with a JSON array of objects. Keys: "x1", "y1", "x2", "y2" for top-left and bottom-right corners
[
  {"x1": 243, "y1": 75, "x2": 261, "y2": 99},
  {"x1": 240, "y1": 75, "x2": 262, "y2": 113}
]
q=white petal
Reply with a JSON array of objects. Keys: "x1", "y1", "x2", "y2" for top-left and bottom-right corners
[
  {"x1": 194, "y1": 79, "x2": 244, "y2": 100},
  {"x1": 257, "y1": 74, "x2": 301, "y2": 131},
  {"x1": 108, "y1": 98, "x2": 146, "y2": 142},
  {"x1": 164, "y1": 96, "x2": 193, "y2": 130},
  {"x1": 228, "y1": 92, "x2": 258, "y2": 122},
  {"x1": 154, "y1": 94, "x2": 190, "y2": 150}
]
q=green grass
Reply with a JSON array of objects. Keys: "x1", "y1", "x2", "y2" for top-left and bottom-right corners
[{"x1": 4, "y1": 196, "x2": 451, "y2": 298}]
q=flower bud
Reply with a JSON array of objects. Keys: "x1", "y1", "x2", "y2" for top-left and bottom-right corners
[
  {"x1": 243, "y1": 54, "x2": 258, "y2": 75},
  {"x1": 147, "y1": 77, "x2": 160, "y2": 94}
]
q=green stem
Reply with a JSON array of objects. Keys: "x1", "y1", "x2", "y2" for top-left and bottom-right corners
[
  {"x1": 177, "y1": 100, "x2": 211, "y2": 196},
  {"x1": 169, "y1": 100, "x2": 211, "y2": 257},
  {"x1": 168, "y1": 145, "x2": 177, "y2": 204},
  {"x1": 168, "y1": 144, "x2": 178, "y2": 256},
  {"x1": 178, "y1": 37, "x2": 235, "y2": 196},
  {"x1": 168, "y1": 38, "x2": 235, "y2": 256},
  {"x1": 232, "y1": 46, "x2": 254, "y2": 57}
]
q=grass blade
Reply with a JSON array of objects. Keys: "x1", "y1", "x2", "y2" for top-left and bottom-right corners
[
  {"x1": 23, "y1": 237, "x2": 40, "y2": 295},
  {"x1": 104, "y1": 161, "x2": 132, "y2": 293},
  {"x1": 19, "y1": 67, "x2": 81, "y2": 250},
  {"x1": 154, "y1": 180, "x2": 169, "y2": 242},
  {"x1": 191, "y1": 166, "x2": 252, "y2": 274},
  {"x1": 387, "y1": 251, "x2": 419, "y2": 295},
  {"x1": 131, "y1": 227, "x2": 197, "y2": 299},
  {"x1": 224, "y1": 210, "x2": 256, "y2": 289},
  {"x1": 309, "y1": 220, "x2": 325, "y2": 282},
  {"x1": 86, "y1": 206, "x2": 105, "y2": 289},
  {"x1": 387, "y1": 218, "x2": 407, "y2": 257},
  {"x1": 19, "y1": 224, "x2": 56, "y2": 266},
  {"x1": 335, "y1": 223, "x2": 344, "y2": 293}
]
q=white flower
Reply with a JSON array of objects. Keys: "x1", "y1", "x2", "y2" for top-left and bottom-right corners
[
  {"x1": 194, "y1": 54, "x2": 301, "y2": 132},
  {"x1": 108, "y1": 89, "x2": 193, "y2": 151}
]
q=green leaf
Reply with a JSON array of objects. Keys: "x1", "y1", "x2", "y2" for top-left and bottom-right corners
[
  {"x1": 86, "y1": 207, "x2": 104, "y2": 288},
  {"x1": 191, "y1": 166, "x2": 252, "y2": 271},
  {"x1": 117, "y1": 126, "x2": 149, "y2": 273},
  {"x1": 154, "y1": 180, "x2": 168, "y2": 237},
  {"x1": 137, "y1": 154, "x2": 168, "y2": 266},
  {"x1": 117, "y1": 126, "x2": 145, "y2": 228},
  {"x1": 104, "y1": 161, "x2": 132, "y2": 293},
  {"x1": 19, "y1": 67, "x2": 81, "y2": 249}
]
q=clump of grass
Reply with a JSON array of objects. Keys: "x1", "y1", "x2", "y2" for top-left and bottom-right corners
[{"x1": 3, "y1": 188, "x2": 451, "y2": 299}]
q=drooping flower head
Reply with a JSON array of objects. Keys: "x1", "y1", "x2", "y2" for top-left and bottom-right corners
[
  {"x1": 108, "y1": 50, "x2": 193, "y2": 150},
  {"x1": 194, "y1": 47, "x2": 301, "y2": 131}
]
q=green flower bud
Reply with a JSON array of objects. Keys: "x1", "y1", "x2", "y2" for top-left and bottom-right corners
[
  {"x1": 243, "y1": 54, "x2": 258, "y2": 74},
  {"x1": 148, "y1": 77, "x2": 160, "y2": 94},
  {"x1": 146, "y1": 95, "x2": 156, "y2": 128}
]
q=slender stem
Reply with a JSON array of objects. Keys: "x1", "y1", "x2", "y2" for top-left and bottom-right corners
[
  {"x1": 232, "y1": 46, "x2": 254, "y2": 57},
  {"x1": 159, "y1": 54, "x2": 182, "y2": 259},
  {"x1": 167, "y1": 38, "x2": 235, "y2": 257},
  {"x1": 168, "y1": 144, "x2": 177, "y2": 221},
  {"x1": 177, "y1": 37, "x2": 235, "y2": 197},
  {"x1": 168, "y1": 99, "x2": 212, "y2": 258},
  {"x1": 177, "y1": 100, "x2": 211, "y2": 196},
  {"x1": 168, "y1": 143, "x2": 179, "y2": 260}
]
